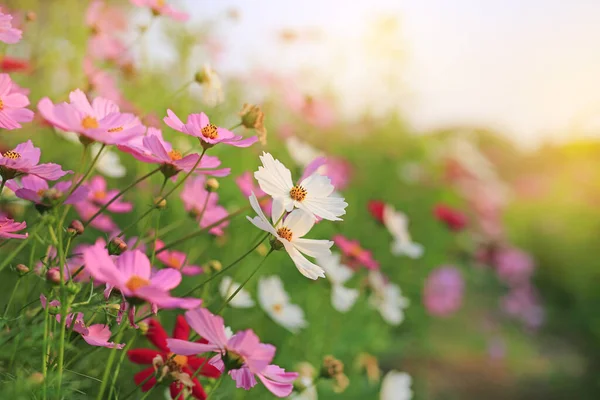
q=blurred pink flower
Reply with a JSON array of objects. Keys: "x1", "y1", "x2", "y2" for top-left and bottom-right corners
[
  {"x1": 86, "y1": 0, "x2": 127, "y2": 33},
  {"x1": 0, "y1": 11, "x2": 21, "y2": 44},
  {"x1": 333, "y1": 235, "x2": 379, "y2": 270},
  {"x1": 0, "y1": 140, "x2": 70, "y2": 181},
  {"x1": 164, "y1": 109, "x2": 257, "y2": 148},
  {"x1": 501, "y1": 284, "x2": 544, "y2": 329},
  {"x1": 74, "y1": 176, "x2": 132, "y2": 232},
  {"x1": 236, "y1": 171, "x2": 271, "y2": 215},
  {"x1": 167, "y1": 308, "x2": 298, "y2": 397},
  {"x1": 155, "y1": 239, "x2": 203, "y2": 276},
  {"x1": 0, "y1": 216, "x2": 27, "y2": 239},
  {"x1": 300, "y1": 156, "x2": 352, "y2": 192},
  {"x1": 494, "y1": 247, "x2": 534, "y2": 287},
  {"x1": 181, "y1": 175, "x2": 229, "y2": 236},
  {"x1": 38, "y1": 89, "x2": 145, "y2": 145},
  {"x1": 130, "y1": 0, "x2": 189, "y2": 21},
  {"x1": 88, "y1": 33, "x2": 130, "y2": 65},
  {"x1": 0, "y1": 74, "x2": 34, "y2": 129},
  {"x1": 83, "y1": 58, "x2": 130, "y2": 109},
  {"x1": 423, "y1": 266, "x2": 464, "y2": 317},
  {"x1": 284, "y1": 84, "x2": 335, "y2": 128},
  {"x1": 6, "y1": 175, "x2": 88, "y2": 206}
]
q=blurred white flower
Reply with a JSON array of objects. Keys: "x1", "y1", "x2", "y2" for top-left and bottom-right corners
[
  {"x1": 383, "y1": 204, "x2": 423, "y2": 259},
  {"x1": 380, "y1": 370, "x2": 413, "y2": 400},
  {"x1": 291, "y1": 378, "x2": 318, "y2": 400},
  {"x1": 91, "y1": 143, "x2": 126, "y2": 178},
  {"x1": 195, "y1": 63, "x2": 224, "y2": 106},
  {"x1": 368, "y1": 271, "x2": 409, "y2": 326},
  {"x1": 258, "y1": 275, "x2": 307, "y2": 333},
  {"x1": 285, "y1": 136, "x2": 322, "y2": 168},
  {"x1": 219, "y1": 276, "x2": 255, "y2": 308},
  {"x1": 247, "y1": 192, "x2": 332, "y2": 280},
  {"x1": 397, "y1": 162, "x2": 423, "y2": 185},
  {"x1": 316, "y1": 252, "x2": 359, "y2": 313}
]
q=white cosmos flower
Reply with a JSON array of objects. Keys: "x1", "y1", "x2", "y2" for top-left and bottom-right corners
[
  {"x1": 383, "y1": 205, "x2": 423, "y2": 259},
  {"x1": 368, "y1": 271, "x2": 409, "y2": 326},
  {"x1": 316, "y1": 252, "x2": 359, "y2": 313},
  {"x1": 91, "y1": 143, "x2": 126, "y2": 178},
  {"x1": 291, "y1": 378, "x2": 318, "y2": 400},
  {"x1": 219, "y1": 276, "x2": 255, "y2": 308},
  {"x1": 285, "y1": 136, "x2": 322, "y2": 168},
  {"x1": 195, "y1": 63, "x2": 224, "y2": 106},
  {"x1": 254, "y1": 152, "x2": 347, "y2": 221},
  {"x1": 247, "y1": 192, "x2": 332, "y2": 280},
  {"x1": 258, "y1": 276, "x2": 307, "y2": 333},
  {"x1": 380, "y1": 370, "x2": 413, "y2": 400}
]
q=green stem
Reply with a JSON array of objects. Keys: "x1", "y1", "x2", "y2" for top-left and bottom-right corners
[
  {"x1": 108, "y1": 333, "x2": 137, "y2": 399},
  {"x1": 0, "y1": 223, "x2": 42, "y2": 272},
  {"x1": 0, "y1": 177, "x2": 6, "y2": 199},
  {"x1": 56, "y1": 216, "x2": 72, "y2": 396},
  {"x1": 84, "y1": 166, "x2": 161, "y2": 228},
  {"x1": 66, "y1": 143, "x2": 104, "y2": 200},
  {"x1": 96, "y1": 323, "x2": 127, "y2": 400},
  {"x1": 42, "y1": 304, "x2": 50, "y2": 400},
  {"x1": 3, "y1": 278, "x2": 21, "y2": 318},
  {"x1": 205, "y1": 374, "x2": 225, "y2": 400}
]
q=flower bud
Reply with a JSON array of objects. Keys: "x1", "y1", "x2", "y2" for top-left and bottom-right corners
[
  {"x1": 205, "y1": 178, "x2": 219, "y2": 192},
  {"x1": 194, "y1": 67, "x2": 210, "y2": 85},
  {"x1": 138, "y1": 321, "x2": 149, "y2": 335},
  {"x1": 25, "y1": 12, "x2": 37, "y2": 22},
  {"x1": 239, "y1": 104, "x2": 267, "y2": 145},
  {"x1": 321, "y1": 355, "x2": 344, "y2": 378},
  {"x1": 46, "y1": 267, "x2": 62, "y2": 285},
  {"x1": 270, "y1": 236, "x2": 285, "y2": 251},
  {"x1": 107, "y1": 303, "x2": 121, "y2": 312},
  {"x1": 205, "y1": 260, "x2": 222, "y2": 274},
  {"x1": 154, "y1": 197, "x2": 167, "y2": 209},
  {"x1": 333, "y1": 373, "x2": 350, "y2": 393},
  {"x1": 16, "y1": 263, "x2": 29, "y2": 276},
  {"x1": 355, "y1": 353, "x2": 381, "y2": 383},
  {"x1": 67, "y1": 220, "x2": 84, "y2": 236},
  {"x1": 108, "y1": 237, "x2": 128, "y2": 255},
  {"x1": 66, "y1": 281, "x2": 80, "y2": 295},
  {"x1": 28, "y1": 372, "x2": 44, "y2": 385}
]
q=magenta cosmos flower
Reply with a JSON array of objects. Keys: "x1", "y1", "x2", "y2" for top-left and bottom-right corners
[
  {"x1": 493, "y1": 247, "x2": 534, "y2": 287},
  {"x1": 0, "y1": 140, "x2": 70, "y2": 181},
  {"x1": 83, "y1": 243, "x2": 202, "y2": 310},
  {"x1": 423, "y1": 266, "x2": 464, "y2": 317},
  {"x1": 74, "y1": 176, "x2": 132, "y2": 232},
  {"x1": 501, "y1": 284, "x2": 544, "y2": 329},
  {"x1": 181, "y1": 176, "x2": 229, "y2": 236},
  {"x1": 333, "y1": 235, "x2": 379, "y2": 270},
  {"x1": 236, "y1": 171, "x2": 272, "y2": 215},
  {"x1": 6, "y1": 175, "x2": 88, "y2": 207},
  {"x1": 164, "y1": 109, "x2": 257, "y2": 149},
  {"x1": 155, "y1": 239, "x2": 203, "y2": 276},
  {"x1": 130, "y1": 0, "x2": 189, "y2": 21},
  {"x1": 0, "y1": 74, "x2": 34, "y2": 129},
  {"x1": 167, "y1": 308, "x2": 298, "y2": 397},
  {"x1": 0, "y1": 216, "x2": 27, "y2": 239},
  {"x1": 300, "y1": 156, "x2": 352, "y2": 192},
  {"x1": 0, "y1": 11, "x2": 21, "y2": 44},
  {"x1": 38, "y1": 89, "x2": 145, "y2": 145},
  {"x1": 118, "y1": 128, "x2": 230, "y2": 179}
]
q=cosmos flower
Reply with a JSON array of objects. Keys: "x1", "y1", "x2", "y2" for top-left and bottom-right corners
[
  {"x1": 74, "y1": 176, "x2": 132, "y2": 232},
  {"x1": 247, "y1": 192, "x2": 332, "y2": 280},
  {"x1": 0, "y1": 140, "x2": 70, "y2": 181},
  {"x1": 83, "y1": 243, "x2": 202, "y2": 310},
  {"x1": 130, "y1": 0, "x2": 189, "y2": 21},
  {"x1": 164, "y1": 109, "x2": 257, "y2": 148},
  {"x1": 195, "y1": 63, "x2": 224, "y2": 106},
  {"x1": 155, "y1": 239, "x2": 203, "y2": 276},
  {"x1": 433, "y1": 204, "x2": 468, "y2": 232},
  {"x1": 86, "y1": 0, "x2": 127, "y2": 33},
  {"x1": 368, "y1": 271, "x2": 409, "y2": 326},
  {"x1": 38, "y1": 89, "x2": 145, "y2": 145},
  {"x1": 423, "y1": 266, "x2": 464, "y2": 317},
  {"x1": 219, "y1": 276, "x2": 255, "y2": 308},
  {"x1": 0, "y1": 74, "x2": 34, "y2": 129},
  {"x1": 382, "y1": 205, "x2": 423, "y2": 259},
  {"x1": 300, "y1": 156, "x2": 352, "y2": 192},
  {"x1": 0, "y1": 216, "x2": 27, "y2": 239},
  {"x1": 118, "y1": 128, "x2": 230, "y2": 178},
  {"x1": 0, "y1": 11, "x2": 21, "y2": 44},
  {"x1": 258, "y1": 276, "x2": 307, "y2": 333},
  {"x1": 254, "y1": 152, "x2": 347, "y2": 221},
  {"x1": 333, "y1": 235, "x2": 379, "y2": 270},
  {"x1": 236, "y1": 171, "x2": 272, "y2": 215},
  {"x1": 380, "y1": 370, "x2": 413, "y2": 400},
  {"x1": 181, "y1": 175, "x2": 229, "y2": 236},
  {"x1": 493, "y1": 247, "x2": 534, "y2": 287},
  {"x1": 166, "y1": 308, "x2": 298, "y2": 397},
  {"x1": 6, "y1": 175, "x2": 88, "y2": 206},
  {"x1": 284, "y1": 136, "x2": 322, "y2": 168},
  {"x1": 127, "y1": 317, "x2": 220, "y2": 399},
  {"x1": 315, "y1": 252, "x2": 359, "y2": 313},
  {"x1": 500, "y1": 284, "x2": 544, "y2": 329}
]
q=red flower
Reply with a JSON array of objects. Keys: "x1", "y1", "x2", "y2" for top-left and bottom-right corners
[
  {"x1": 433, "y1": 204, "x2": 468, "y2": 232},
  {"x1": 367, "y1": 200, "x2": 385, "y2": 224},
  {"x1": 0, "y1": 56, "x2": 31, "y2": 73},
  {"x1": 127, "y1": 317, "x2": 221, "y2": 399}
]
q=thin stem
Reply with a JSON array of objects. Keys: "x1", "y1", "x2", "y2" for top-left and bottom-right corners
[
  {"x1": 0, "y1": 177, "x2": 6, "y2": 199},
  {"x1": 67, "y1": 144, "x2": 104, "y2": 200},
  {"x1": 2, "y1": 278, "x2": 21, "y2": 318},
  {"x1": 56, "y1": 215, "x2": 71, "y2": 396},
  {"x1": 108, "y1": 333, "x2": 137, "y2": 399},
  {"x1": 120, "y1": 372, "x2": 155, "y2": 400},
  {"x1": 205, "y1": 373, "x2": 225, "y2": 400},
  {"x1": 96, "y1": 322, "x2": 127, "y2": 400},
  {"x1": 228, "y1": 122, "x2": 242, "y2": 130},
  {"x1": 42, "y1": 304, "x2": 50, "y2": 400},
  {"x1": 84, "y1": 166, "x2": 161, "y2": 227},
  {"x1": 0, "y1": 223, "x2": 42, "y2": 272},
  {"x1": 167, "y1": 80, "x2": 194, "y2": 102}
]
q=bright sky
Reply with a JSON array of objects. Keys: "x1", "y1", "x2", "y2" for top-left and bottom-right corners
[{"x1": 179, "y1": 0, "x2": 600, "y2": 148}]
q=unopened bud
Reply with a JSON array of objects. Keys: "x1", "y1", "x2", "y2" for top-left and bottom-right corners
[
  {"x1": 25, "y1": 12, "x2": 37, "y2": 22},
  {"x1": 46, "y1": 267, "x2": 62, "y2": 285},
  {"x1": 67, "y1": 220, "x2": 84, "y2": 236},
  {"x1": 138, "y1": 321, "x2": 149, "y2": 334},
  {"x1": 195, "y1": 68, "x2": 210, "y2": 85},
  {"x1": 239, "y1": 104, "x2": 267, "y2": 145},
  {"x1": 16, "y1": 263, "x2": 29, "y2": 276},
  {"x1": 28, "y1": 372, "x2": 44, "y2": 385},
  {"x1": 205, "y1": 260, "x2": 222, "y2": 273},
  {"x1": 108, "y1": 237, "x2": 128, "y2": 255},
  {"x1": 333, "y1": 373, "x2": 350, "y2": 393},
  {"x1": 66, "y1": 281, "x2": 80, "y2": 295},
  {"x1": 154, "y1": 197, "x2": 167, "y2": 209},
  {"x1": 355, "y1": 352, "x2": 381, "y2": 383},
  {"x1": 270, "y1": 236, "x2": 285, "y2": 251},
  {"x1": 107, "y1": 303, "x2": 121, "y2": 312},
  {"x1": 205, "y1": 178, "x2": 219, "y2": 192},
  {"x1": 321, "y1": 355, "x2": 344, "y2": 378}
]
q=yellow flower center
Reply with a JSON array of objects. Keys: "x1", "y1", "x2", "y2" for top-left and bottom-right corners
[
  {"x1": 166, "y1": 352, "x2": 188, "y2": 370},
  {"x1": 201, "y1": 124, "x2": 219, "y2": 139},
  {"x1": 0, "y1": 99, "x2": 4, "y2": 111},
  {"x1": 168, "y1": 150, "x2": 182, "y2": 161},
  {"x1": 2, "y1": 150, "x2": 21, "y2": 160},
  {"x1": 156, "y1": 0, "x2": 166, "y2": 7},
  {"x1": 82, "y1": 116, "x2": 99, "y2": 129},
  {"x1": 108, "y1": 126, "x2": 123, "y2": 133},
  {"x1": 276, "y1": 226, "x2": 293, "y2": 241},
  {"x1": 290, "y1": 185, "x2": 307, "y2": 202},
  {"x1": 272, "y1": 303, "x2": 283, "y2": 314},
  {"x1": 125, "y1": 275, "x2": 151, "y2": 292},
  {"x1": 168, "y1": 256, "x2": 182, "y2": 269},
  {"x1": 349, "y1": 243, "x2": 363, "y2": 258},
  {"x1": 94, "y1": 191, "x2": 107, "y2": 200}
]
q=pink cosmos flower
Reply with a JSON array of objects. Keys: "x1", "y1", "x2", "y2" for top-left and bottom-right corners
[
  {"x1": 40, "y1": 294, "x2": 124, "y2": 349},
  {"x1": 83, "y1": 58, "x2": 129, "y2": 109},
  {"x1": 0, "y1": 216, "x2": 27, "y2": 239},
  {"x1": 493, "y1": 247, "x2": 534, "y2": 287},
  {"x1": 0, "y1": 74, "x2": 34, "y2": 129},
  {"x1": 130, "y1": 0, "x2": 189, "y2": 21},
  {"x1": 236, "y1": 171, "x2": 271, "y2": 215},
  {"x1": 423, "y1": 266, "x2": 464, "y2": 317},
  {"x1": 333, "y1": 234, "x2": 379, "y2": 270},
  {"x1": 500, "y1": 284, "x2": 544, "y2": 329},
  {"x1": 83, "y1": 242, "x2": 202, "y2": 311},
  {"x1": 0, "y1": 11, "x2": 21, "y2": 44},
  {"x1": 167, "y1": 308, "x2": 298, "y2": 397},
  {"x1": 86, "y1": 0, "x2": 127, "y2": 33},
  {"x1": 0, "y1": 140, "x2": 70, "y2": 181},
  {"x1": 6, "y1": 175, "x2": 88, "y2": 206},
  {"x1": 164, "y1": 109, "x2": 257, "y2": 148},
  {"x1": 155, "y1": 239, "x2": 203, "y2": 276},
  {"x1": 118, "y1": 128, "x2": 230, "y2": 178},
  {"x1": 74, "y1": 176, "x2": 132, "y2": 232},
  {"x1": 38, "y1": 89, "x2": 145, "y2": 145},
  {"x1": 181, "y1": 176, "x2": 229, "y2": 236},
  {"x1": 300, "y1": 156, "x2": 352, "y2": 191}
]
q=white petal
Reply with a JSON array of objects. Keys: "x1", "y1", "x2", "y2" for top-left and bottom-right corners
[
  {"x1": 300, "y1": 173, "x2": 335, "y2": 198},
  {"x1": 380, "y1": 371, "x2": 413, "y2": 400},
  {"x1": 284, "y1": 209, "x2": 315, "y2": 238},
  {"x1": 270, "y1": 303, "x2": 307, "y2": 333},
  {"x1": 95, "y1": 148, "x2": 126, "y2": 178},
  {"x1": 317, "y1": 252, "x2": 354, "y2": 284},
  {"x1": 391, "y1": 240, "x2": 424, "y2": 259},
  {"x1": 219, "y1": 276, "x2": 255, "y2": 308},
  {"x1": 299, "y1": 196, "x2": 347, "y2": 221},
  {"x1": 254, "y1": 152, "x2": 294, "y2": 199},
  {"x1": 270, "y1": 197, "x2": 288, "y2": 226},
  {"x1": 293, "y1": 238, "x2": 333, "y2": 258},
  {"x1": 247, "y1": 193, "x2": 277, "y2": 235},
  {"x1": 331, "y1": 284, "x2": 359, "y2": 313},
  {"x1": 284, "y1": 242, "x2": 326, "y2": 280},
  {"x1": 258, "y1": 276, "x2": 290, "y2": 309}
]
